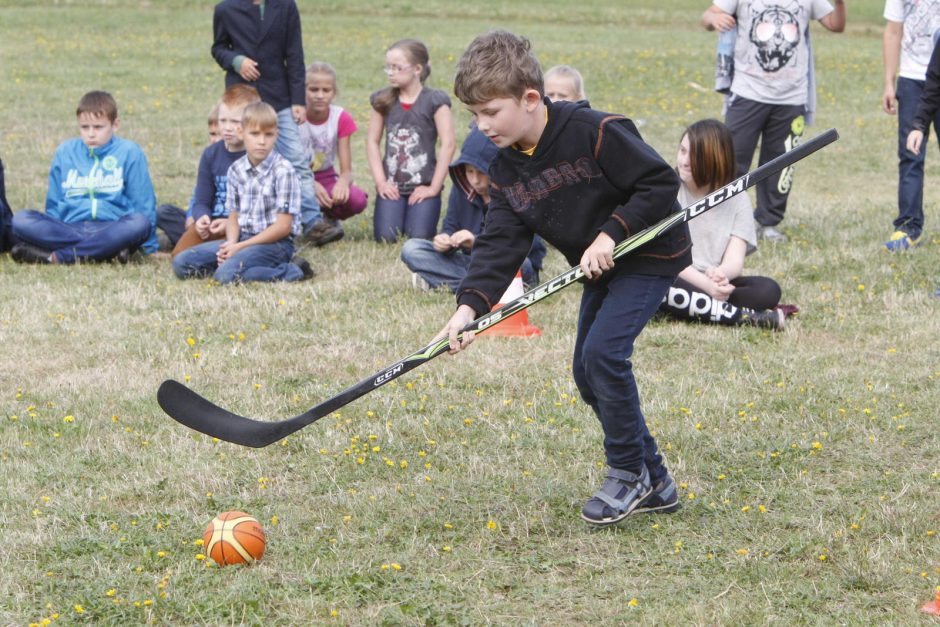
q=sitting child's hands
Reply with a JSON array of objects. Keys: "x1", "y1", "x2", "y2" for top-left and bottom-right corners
[
  {"x1": 377, "y1": 180, "x2": 399, "y2": 200},
  {"x1": 217, "y1": 240, "x2": 239, "y2": 264},
  {"x1": 208, "y1": 218, "x2": 228, "y2": 236},
  {"x1": 195, "y1": 215, "x2": 212, "y2": 239},
  {"x1": 432, "y1": 232, "x2": 454, "y2": 253},
  {"x1": 315, "y1": 181, "x2": 333, "y2": 208},
  {"x1": 332, "y1": 178, "x2": 350, "y2": 205},
  {"x1": 409, "y1": 184, "x2": 439, "y2": 204},
  {"x1": 450, "y1": 229, "x2": 475, "y2": 250}
]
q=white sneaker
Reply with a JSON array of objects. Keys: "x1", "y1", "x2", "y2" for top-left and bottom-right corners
[
  {"x1": 757, "y1": 224, "x2": 788, "y2": 243},
  {"x1": 411, "y1": 273, "x2": 432, "y2": 292}
]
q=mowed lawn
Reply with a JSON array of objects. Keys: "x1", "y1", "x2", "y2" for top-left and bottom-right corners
[{"x1": 1, "y1": 0, "x2": 938, "y2": 624}]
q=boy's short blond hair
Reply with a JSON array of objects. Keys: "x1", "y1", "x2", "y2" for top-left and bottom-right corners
[
  {"x1": 76, "y1": 90, "x2": 118, "y2": 122},
  {"x1": 241, "y1": 102, "x2": 278, "y2": 132},
  {"x1": 208, "y1": 102, "x2": 221, "y2": 126},
  {"x1": 454, "y1": 30, "x2": 543, "y2": 105},
  {"x1": 221, "y1": 84, "x2": 261, "y2": 110}
]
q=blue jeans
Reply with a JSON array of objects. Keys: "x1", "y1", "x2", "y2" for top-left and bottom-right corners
[
  {"x1": 571, "y1": 272, "x2": 674, "y2": 481},
  {"x1": 895, "y1": 77, "x2": 940, "y2": 239},
  {"x1": 172, "y1": 237, "x2": 303, "y2": 283},
  {"x1": 400, "y1": 237, "x2": 540, "y2": 292},
  {"x1": 276, "y1": 107, "x2": 321, "y2": 230},
  {"x1": 12, "y1": 209, "x2": 151, "y2": 263},
  {"x1": 373, "y1": 194, "x2": 441, "y2": 243}
]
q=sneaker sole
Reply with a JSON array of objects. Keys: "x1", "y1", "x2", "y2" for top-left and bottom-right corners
[{"x1": 634, "y1": 501, "x2": 681, "y2": 514}]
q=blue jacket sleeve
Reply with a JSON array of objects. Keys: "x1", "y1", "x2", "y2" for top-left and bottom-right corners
[
  {"x1": 191, "y1": 148, "x2": 216, "y2": 222},
  {"x1": 45, "y1": 146, "x2": 65, "y2": 219},
  {"x1": 125, "y1": 147, "x2": 158, "y2": 254}
]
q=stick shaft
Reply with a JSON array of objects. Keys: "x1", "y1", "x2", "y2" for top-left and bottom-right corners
[{"x1": 158, "y1": 128, "x2": 839, "y2": 447}]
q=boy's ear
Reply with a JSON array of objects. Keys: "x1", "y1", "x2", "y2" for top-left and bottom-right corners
[
  {"x1": 522, "y1": 88, "x2": 543, "y2": 111},
  {"x1": 112, "y1": 117, "x2": 121, "y2": 132}
]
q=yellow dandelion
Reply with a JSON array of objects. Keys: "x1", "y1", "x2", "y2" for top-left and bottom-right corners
[
  {"x1": 736, "y1": 548, "x2": 749, "y2": 556},
  {"x1": 195, "y1": 553, "x2": 206, "y2": 561},
  {"x1": 63, "y1": 415, "x2": 74, "y2": 423},
  {"x1": 486, "y1": 520, "x2": 497, "y2": 530},
  {"x1": 106, "y1": 588, "x2": 116, "y2": 597},
  {"x1": 74, "y1": 605, "x2": 85, "y2": 614},
  {"x1": 628, "y1": 598, "x2": 638, "y2": 607},
  {"x1": 391, "y1": 563, "x2": 402, "y2": 571}
]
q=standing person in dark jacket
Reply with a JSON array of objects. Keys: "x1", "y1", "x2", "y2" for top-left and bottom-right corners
[
  {"x1": 436, "y1": 30, "x2": 691, "y2": 526},
  {"x1": 212, "y1": 0, "x2": 336, "y2": 244},
  {"x1": 400, "y1": 125, "x2": 545, "y2": 292}
]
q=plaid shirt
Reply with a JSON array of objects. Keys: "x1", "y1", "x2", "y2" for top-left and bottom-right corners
[{"x1": 225, "y1": 150, "x2": 301, "y2": 238}]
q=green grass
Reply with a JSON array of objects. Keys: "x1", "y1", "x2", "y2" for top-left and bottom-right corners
[{"x1": 1, "y1": 1, "x2": 939, "y2": 624}]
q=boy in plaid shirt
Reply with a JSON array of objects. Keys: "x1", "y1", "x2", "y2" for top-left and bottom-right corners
[{"x1": 172, "y1": 102, "x2": 314, "y2": 283}]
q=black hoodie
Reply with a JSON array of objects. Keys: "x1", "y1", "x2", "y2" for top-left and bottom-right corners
[{"x1": 457, "y1": 99, "x2": 692, "y2": 315}]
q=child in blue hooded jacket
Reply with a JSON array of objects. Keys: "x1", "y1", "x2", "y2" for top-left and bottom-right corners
[
  {"x1": 400, "y1": 125, "x2": 545, "y2": 291},
  {"x1": 11, "y1": 91, "x2": 157, "y2": 264}
]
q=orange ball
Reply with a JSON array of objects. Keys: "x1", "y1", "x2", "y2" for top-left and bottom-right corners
[{"x1": 203, "y1": 511, "x2": 266, "y2": 566}]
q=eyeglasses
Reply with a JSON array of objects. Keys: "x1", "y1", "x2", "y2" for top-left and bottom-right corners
[{"x1": 383, "y1": 64, "x2": 413, "y2": 75}]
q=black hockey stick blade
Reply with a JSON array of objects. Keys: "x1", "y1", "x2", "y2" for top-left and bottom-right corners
[{"x1": 158, "y1": 128, "x2": 839, "y2": 447}]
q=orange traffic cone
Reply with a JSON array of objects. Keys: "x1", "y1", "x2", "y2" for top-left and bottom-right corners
[
  {"x1": 480, "y1": 270, "x2": 542, "y2": 337},
  {"x1": 923, "y1": 587, "x2": 940, "y2": 615}
]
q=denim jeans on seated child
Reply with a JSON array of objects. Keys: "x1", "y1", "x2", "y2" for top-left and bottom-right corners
[
  {"x1": 275, "y1": 107, "x2": 321, "y2": 230},
  {"x1": 12, "y1": 209, "x2": 151, "y2": 263},
  {"x1": 401, "y1": 238, "x2": 539, "y2": 292},
  {"x1": 373, "y1": 194, "x2": 441, "y2": 243},
  {"x1": 571, "y1": 272, "x2": 674, "y2": 483},
  {"x1": 172, "y1": 236, "x2": 303, "y2": 283}
]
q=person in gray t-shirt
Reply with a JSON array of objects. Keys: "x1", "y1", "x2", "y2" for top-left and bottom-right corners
[
  {"x1": 660, "y1": 120, "x2": 788, "y2": 330},
  {"x1": 702, "y1": 0, "x2": 845, "y2": 243}
]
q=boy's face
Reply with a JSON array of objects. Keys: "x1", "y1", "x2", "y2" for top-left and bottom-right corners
[
  {"x1": 78, "y1": 112, "x2": 118, "y2": 149},
  {"x1": 241, "y1": 123, "x2": 278, "y2": 165},
  {"x1": 466, "y1": 89, "x2": 542, "y2": 149},
  {"x1": 463, "y1": 163, "x2": 490, "y2": 199},
  {"x1": 544, "y1": 75, "x2": 578, "y2": 103},
  {"x1": 208, "y1": 122, "x2": 222, "y2": 145},
  {"x1": 218, "y1": 102, "x2": 245, "y2": 149},
  {"x1": 305, "y1": 73, "x2": 336, "y2": 118}
]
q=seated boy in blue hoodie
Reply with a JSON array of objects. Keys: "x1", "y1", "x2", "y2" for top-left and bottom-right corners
[
  {"x1": 11, "y1": 90, "x2": 157, "y2": 264},
  {"x1": 400, "y1": 125, "x2": 545, "y2": 292}
]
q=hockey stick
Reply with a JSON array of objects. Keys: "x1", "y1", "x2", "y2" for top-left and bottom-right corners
[{"x1": 158, "y1": 128, "x2": 839, "y2": 448}]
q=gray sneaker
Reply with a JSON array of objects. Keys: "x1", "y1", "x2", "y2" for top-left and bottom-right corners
[
  {"x1": 757, "y1": 224, "x2": 788, "y2": 243},
  {"x1": 742, "y1": 308, "x2": 785, "y2": 330}
]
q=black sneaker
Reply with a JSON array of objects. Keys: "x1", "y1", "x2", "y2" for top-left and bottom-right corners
[
  {"x1": 581, "y1": 465, "x2": 652, "y2": 526},
  {"x1": 634, "y1": 473, "x2": 680, "y2": 514},
  {"x1": 313, "y1": 220, "x2": 344, "y2": 247},
  {"x1": 11, "y1": 242, "x2": 53, "y2": 264},
  {"x1": 742, "y1": 308, "x2": 785, "y2": 330},
  {"x1": 114, "y1": 248, "x2": 131, "y2": 264},
  {"x1": 292, "y1": 255, "x2": 316, "y2": 281}
]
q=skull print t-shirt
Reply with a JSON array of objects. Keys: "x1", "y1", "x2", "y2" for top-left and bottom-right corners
[
  {"x1": 370, "y1": 87, "x2": 452, "y2": 193},
  {"x1": 716, "y1": 0, "x2": 834, "y2": 105}
]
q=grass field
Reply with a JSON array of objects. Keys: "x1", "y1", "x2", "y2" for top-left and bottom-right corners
[{"x1": 1, "y1": 0, "x2": 939, "y2": 624}]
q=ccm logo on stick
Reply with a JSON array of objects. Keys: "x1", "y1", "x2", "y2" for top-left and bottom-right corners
[
  {"x1": 374, "y1": 363, "x2": 403, "y2": 386},
  {"x1": 688, "y1": 177, "x2": 747, "y2": 218}
]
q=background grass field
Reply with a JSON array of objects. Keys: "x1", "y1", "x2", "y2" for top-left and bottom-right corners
[{"x1": 1, "y1": 0, "x2": 939, "y2": 624}]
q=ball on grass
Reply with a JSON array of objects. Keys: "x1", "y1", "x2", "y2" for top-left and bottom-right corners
[{"x1": 203, "y1": 511, "x2": 266, "y2": 566}]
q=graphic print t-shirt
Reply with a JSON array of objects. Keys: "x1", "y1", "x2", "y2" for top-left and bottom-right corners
[
  {"x1": 884, "y1": 0, "x2": 940, "y2": 80},
  {"x1": 299, "y1": 104, "x2": 358, "y2": 174},
  {"x1": 370, "y1": 87, "x2": 451, "y2": 191},
  {"x1": 716, "y1": 0, "x2": 833, "y2": 105}
]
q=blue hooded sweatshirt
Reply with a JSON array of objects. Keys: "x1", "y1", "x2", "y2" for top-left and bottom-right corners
[
  {"x1": 444, "y1": 126, "x2": 546, "y2": 271},
  {"x1": 46, "y1": 135, "x2": 158, "y2": 253}
]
